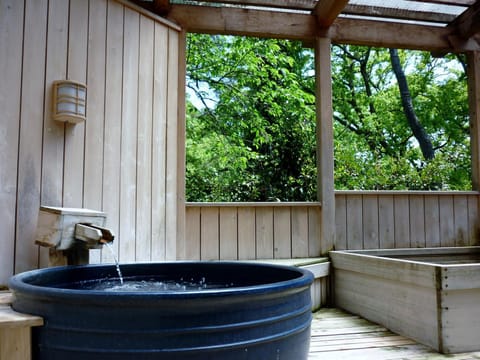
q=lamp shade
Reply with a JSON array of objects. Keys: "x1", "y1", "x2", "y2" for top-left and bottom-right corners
[{"x1": 52, "y1": 80, "x2": 87, "y2": 124}]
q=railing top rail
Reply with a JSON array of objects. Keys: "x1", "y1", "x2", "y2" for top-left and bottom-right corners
[
  {"x1": 334, "y1": 190, "x2": 480, "y2": 196},
  {"x1": 186, "y1": 201, "x2": 322, "y2": 207}
]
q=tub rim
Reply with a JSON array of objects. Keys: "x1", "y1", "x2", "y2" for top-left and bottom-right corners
[{"x1": 8, "y1": 261, "x2": 314, "y2": 304}]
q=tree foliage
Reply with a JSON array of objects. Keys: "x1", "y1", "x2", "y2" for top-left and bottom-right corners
[
  {"x1": 186, "y1": 34, "x2": 470, "y2": 202},
  {"x1": 186, "y1": 35, "x2": 317, "y2": 201}
]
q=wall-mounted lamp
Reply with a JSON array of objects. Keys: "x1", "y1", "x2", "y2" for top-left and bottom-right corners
[{"x1": 52, "y1": 80, "x2": 87, "y2": 124}]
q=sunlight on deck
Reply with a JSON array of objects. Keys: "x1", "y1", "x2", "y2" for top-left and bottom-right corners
[{"x1": 309, "y1": 308, "x2": 480, "y2": 360}]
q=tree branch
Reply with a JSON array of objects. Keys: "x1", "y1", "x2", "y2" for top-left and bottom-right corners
[{"x1": 389, "y1": 48, "x2": 435, "y2": 160}]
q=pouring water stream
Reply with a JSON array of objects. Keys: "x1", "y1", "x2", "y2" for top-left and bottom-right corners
[{"x1": 104, "y1": 242, "x2": 124, "y2": 284}]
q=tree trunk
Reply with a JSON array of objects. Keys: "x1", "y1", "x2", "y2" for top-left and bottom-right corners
[{"x1": 389, "y1": 48, "x2": 435, "y2": 160}]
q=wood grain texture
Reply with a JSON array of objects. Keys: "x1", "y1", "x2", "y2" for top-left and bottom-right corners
[
  {"x1": 14, "y1": 0, "x2": 47, "y2": 275},
  {"x1": 237, "y1": 207, "x2": 256, "y2": 260},
  {"x1": 439, "y1": 195, "x2": 455, "y2": 247},
  {"x1": 425, "y1": 195, "x2": 441, "y2": 247},
  {"x1": 41, "y1": 0, "x2": 69, "y2": 207},
  {"x1": 409, "y1": 195, "x2": 426, "y2": 248},
  {"x1": 335, "y1": 195, "x2": 347, "y2": 250},
  {"x1": 292, "y1": 206, "x2": 309, "y2": 257},
  {"x1": 256, "y1": 207, "x2": 274, "y2": 259},
  {"x1": 200, "y1": 207, "x2": 219, "y2": 260},
  {"x1": 378, "y1": 194, "x2": 395, "y2": 249},
  {"x1": 101, "y1": 0, "x2": 124, "y2": 262},
  {"x1": 184, "y1": 206, "x2": 201, "y2": 260},
  {"x1": 165, "y1": 29, "x2": 180, "y2": 260},
  {"x1": 468, "y1": 51, "x2": 480, "y2": 190},
  {"x1": 346, "y1": 195, "x2": 362, "y2": 250},
  {"x1": 63, "y1": 0, "x2": 88, "y2": 209},
  {"x1": 362, "y1": 195, "x2": 379, "y2": 249},
  {"x1": 394, "y1": 195, "x2": 410, "y2": 248},
  {"x1": 332, "y1": 247, "x2": 480, "y2": 354},
  {"x1": 0, "y1": 0, "x2": 182, "y2": 282},
  {"x1": 220, "y1": 207, "x2": 238, "y2": 260},
  {"x1": 168, "y1": 5, "x2": 457, "y2": 52},
  {"x1": 85, "y1": 0, "x2": 107, "y2": 264},
  {"x1": 119, "y1": 7, "x2": 140, "y2": 262},
  {"x1": 315, "y1": 37, "x2": 335, "y2": 255},
  {"x1": 151, "y1": 22, "x2": 169, "y2": 261},
  {"x1": 307, "y1": 308, "x2": 476, "y2": 360},
  {"x1": 274, "y1": 207, "x2": 291, "y2": 258},
  {"x1": 136, "y1": 15, "x2": 155, "y2": 261}
]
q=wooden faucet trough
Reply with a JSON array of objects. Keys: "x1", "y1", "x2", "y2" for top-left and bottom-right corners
[{"x1": 330, "y1": 246, "x2": 480, "y2": 354}]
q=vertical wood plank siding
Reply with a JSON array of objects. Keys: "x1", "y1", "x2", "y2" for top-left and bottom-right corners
[
  {"x1": 185, "y1": 203, "x2": 323, "y2": 260},
  {"x1": 335, "y1": 192, "x2": 480, "y2": 250},
  {"x1": 186, "y1": 192, "x2": 479, "y2": 260},
  {"x1": 2, "y1": 0, "x2": 480, "y2": 287},
  {"x1": 0, "y1": 0, "x2": 182, "y2": 285}
]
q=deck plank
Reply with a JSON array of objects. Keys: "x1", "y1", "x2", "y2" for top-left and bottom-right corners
[{"x1": 309, "y1": 308, "x2": 480, "y2": 360}]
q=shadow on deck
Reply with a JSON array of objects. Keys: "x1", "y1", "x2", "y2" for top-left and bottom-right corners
[{"x1": 309, "y1": 308, "x2": 480, "y2": 360}]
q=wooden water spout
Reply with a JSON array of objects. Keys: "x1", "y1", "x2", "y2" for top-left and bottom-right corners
[{"x1": 35, "y1": 206, "x2": 114, "y2": 266}]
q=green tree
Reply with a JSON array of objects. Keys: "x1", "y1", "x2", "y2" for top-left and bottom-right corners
[
  {"x1": 332, "y1": 46, "x2": 469, "y2": 190},
  {"x1": 186, "y1": 35, "x2": 317, "y2": 201},
  {"x1": 186, "y1": 35, "x2": 471, "y2": 201}
]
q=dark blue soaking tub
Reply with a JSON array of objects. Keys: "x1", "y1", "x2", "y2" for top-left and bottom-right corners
[{"x1": 9, "y1": 262, "x2": 313, "y2": 360}]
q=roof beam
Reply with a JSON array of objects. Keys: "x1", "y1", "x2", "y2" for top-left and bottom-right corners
[
  {"x1": 313, "y1": 0, "x2": 349, "y2": 28},
  {"x1": 405, "y1": 0, "x2": 474, "y2": 5},
  {"x1": 153, "y1": 0, "x2": 170, "y2": 15},
  {"x1": 167, "y1": 4, "x2": 474, "y2": 52},
  {"x1": 329, "y1": 16, "x2": 460, "y2": 51},
  {"x1": 168, "y1": 5, "x2": 319, "y2": 40},
  {"x1": 450, "y1": 0, "x2": 480, "y2": 38},
  {"x1": 183, "y1": 0, "x2": 317, "y2": 11},
  {"x1": 343, "y1": 3, "x2": 457, "y2": 23}
]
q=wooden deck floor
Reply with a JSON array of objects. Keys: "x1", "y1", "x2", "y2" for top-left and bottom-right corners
[{"x1": 309, "y1": 308, "x2": 480, "y2": 360}]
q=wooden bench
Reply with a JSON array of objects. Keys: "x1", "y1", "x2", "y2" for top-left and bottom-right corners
[
  {"x1": 0, "y1": 292, "x2": 43, "y2": 360},
  {"x1": 246, "y1": 257, "x2": 331, "y2": 310}
]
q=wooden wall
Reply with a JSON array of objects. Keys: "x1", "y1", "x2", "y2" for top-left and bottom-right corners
[
  {"x1": 185, "y1": 192, "x2": 480, "y2": 260},
  {"x1": 335, "y1": 191, "x2": 479, "y2": 250},
  {"x1": 184, "y1": 203, "x2": 322, "y2": 260},
  {"x1": 2, "y1": 0, "x2": 480, "y2": 290},
  {"x1": 0, "y1": 0, "x2": 183, "y2": 285}
]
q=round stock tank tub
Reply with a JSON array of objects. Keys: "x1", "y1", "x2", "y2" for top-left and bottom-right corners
[{"x1": 9, "y1": 262, "x2": 313, "y2": 360}]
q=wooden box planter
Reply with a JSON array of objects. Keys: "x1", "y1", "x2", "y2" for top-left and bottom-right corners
[{"x1": 330, "y1": 247, "x2": 480, "y2": 354}]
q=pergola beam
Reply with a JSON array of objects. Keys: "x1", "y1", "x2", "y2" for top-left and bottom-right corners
[
  {"x1": 153, "y1": 0, "x2": 170, "y2": 15},
  {"x1": 405, "y1": 0, "x2": 474, "y2": 5},
  {"x1": 168, "y1": 5, "x2": 318, "y2": 40},
  {"x1": 313, "y1": 0, "x2": 349, "y2": 28},
  {"x1": 343, "y1": 3, "x2": 457, "y2": 23},
  {"x1": 183, "y1": 0, "x2": 317, "y2": 10},
  {"x1": 167, "y1": 4, "x2": 475, "y2": 52},
  {"x1": 450, "y1": 0, "x2": 480, "y2": 39}
]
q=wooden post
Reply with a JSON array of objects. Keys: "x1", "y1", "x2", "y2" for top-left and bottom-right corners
[
  {"x1": 176, "y1": 30, "x2": 187, "y2": 260},
  {"x1": 315, "y1": 37, "x2": 335, "y2": 255},
  {"x1": 468, "y1": 51, "x2": 480, "y2": 191}
]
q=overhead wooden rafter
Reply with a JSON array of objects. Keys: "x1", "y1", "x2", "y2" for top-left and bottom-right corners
[
  {"x1": 449, "y1": 0, "x2": 480, "y2": 39},
  {"x1": 312, "y1": 0, "x2": 350, "y2": 28},
  {"x1": 405, "y1": 0, "x2": 474, "y2": 5},
  {"x1": 130, "y1": 0, "x2": 480, "y2": 52},
  {"x1": 153, "y1": 0, "x2": 171, "y2": 15},
  {"x1": 131, "y1": 0, "x2": 171, "y2": 15},
  {"x1": 167, "y1": 4, "x2": 470, "y2": 52},
  {"x1": 178, "y1": 0, "x2": 317, "y2": 10},
  {"x1": 342, "y1": 3, "x2": 458, "y2": 23}
]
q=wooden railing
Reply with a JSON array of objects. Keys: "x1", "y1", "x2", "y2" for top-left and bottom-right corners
[
  {"x1": 185, "y1": 192, "x2": 480, "y2": 259},
  {"x1": 335, "y1": 191, "x2": 479, "y2": 250},
  {"x1": 185, "y1": 202, "x2": 322, "y2": 260}
]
